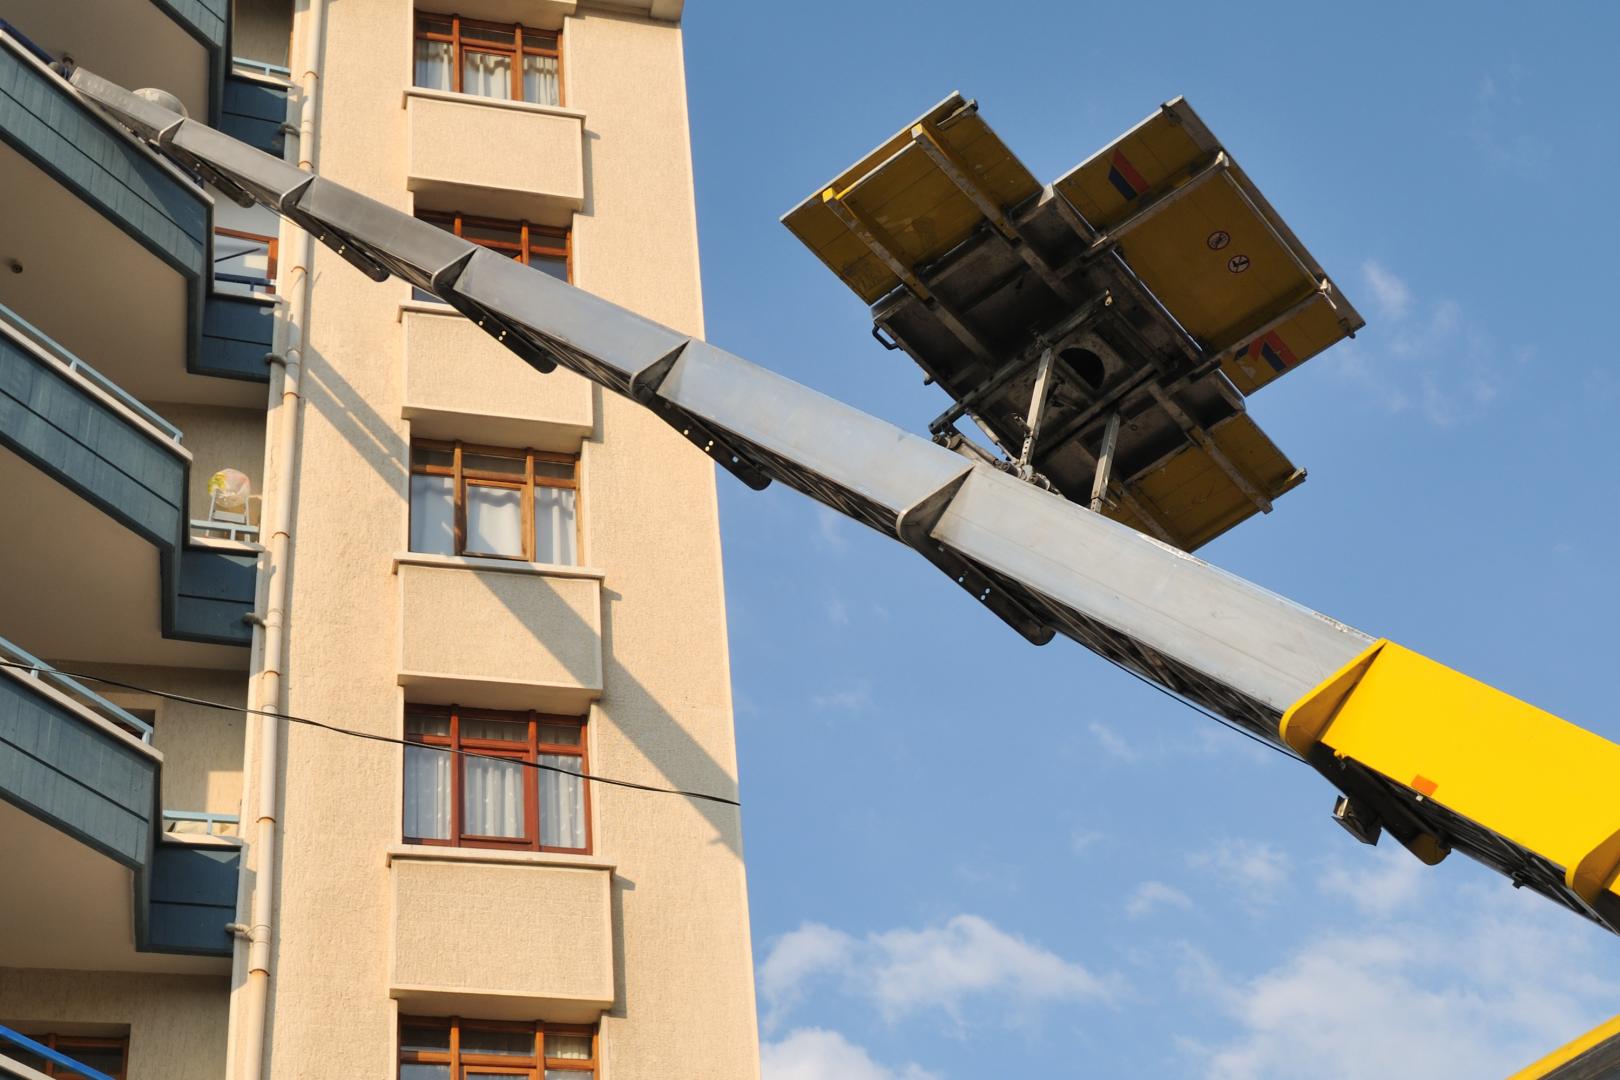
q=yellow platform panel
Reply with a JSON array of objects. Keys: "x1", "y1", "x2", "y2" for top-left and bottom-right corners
[
  {"x1": 1282, "y1": 641, "x2": 1620, "y2": 908},
  {"x1": 782, "y1": 92, "x2": 1040, "y2": 304},
  {"x1": 1055, "y1": 99, "x2": 1363, "y2": 394},
  {"x1": 1111, "y1": 413, "x2": 1302, "y2": 550}
]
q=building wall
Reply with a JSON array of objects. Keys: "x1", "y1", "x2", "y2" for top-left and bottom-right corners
[
  {"x1": 157, "y1": 404, "x2": 268, "y2": 527},
  {"x1": 235, "y1": 3, "x2": 759, "y2": 1078},
  {"x1": 0, "y1": 969, "x2": 229, "y2": 1080}
]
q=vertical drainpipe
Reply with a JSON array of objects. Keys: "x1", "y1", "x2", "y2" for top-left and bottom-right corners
[{"x1": 236, "y1": 1, "x2": 325, "y2": 1076}]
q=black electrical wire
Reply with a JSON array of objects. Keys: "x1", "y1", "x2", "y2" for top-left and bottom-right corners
[
  {"x1": 0, "y1": 658, "x2": 741, "y2": 807},
  {"x1": 1091, "y1": 651, "x2": 1303, "y2": 764}
]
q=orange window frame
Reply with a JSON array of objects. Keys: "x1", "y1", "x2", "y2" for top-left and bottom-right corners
[
  {"x1": 403, "y1": 704, "x2": 592, "y2": 854},
  {"x1": 214, "y1": 226, "x2": 279, "y2": 293},
  {"x1": 410, "y1": 440, "x2": 579, "y2": 564},
  {"x1": 400, "y1": 1017, "x2": 597, "y2": 1077},
  {"x1": 416, "y1": 211, "x2": 571, "y2": 280},
  {"x1": 413, "y1": 13, "x2": 562, "y2": 105}
]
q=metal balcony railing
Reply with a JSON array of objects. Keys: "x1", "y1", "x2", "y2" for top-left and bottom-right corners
[
  {"x1": 213, "y1": 228, "x2": 278, "y2": 295},
  {"x1": 0, "y1": 1024, "x2": 118, "y2": 1080},
  {"x1": 0, "y1": 299, "x2": 183, "y2": 443},
  {"x1": 232, "y1": 56, "x2": 292, "y2": 78},
  {"x1": 162, "y1": 809, "x2": 241, "y2": 837},
  {"x1": 0, "y1": 634, "x2": 154, "y2": 744}
]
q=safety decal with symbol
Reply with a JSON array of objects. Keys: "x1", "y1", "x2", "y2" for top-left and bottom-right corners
[
  {"x1": 1206, "y1": 230, "x2": 1230, "y2": 250},
  {"x1": 1227, "y1": 254, "x2": 1250, "y2": 274}
]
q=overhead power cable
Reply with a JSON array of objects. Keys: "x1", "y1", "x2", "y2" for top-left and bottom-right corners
[{"x1": 0, "y1": 658, "x2": 741, "y2": 807}]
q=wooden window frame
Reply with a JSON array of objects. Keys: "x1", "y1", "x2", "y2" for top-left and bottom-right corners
[
  {"x1": 400, "y1": 1016, "x2": 597, "y2": 1077},
  {"x1": 15, "y1": 1033, "x2": 129, "y2": 1080},
  {"x1": 414, "y1": 13, "x2": 563, "y2": 106},
  {"x1": 404, "y1": 704, "x2": 592, "y2": 854},
  {"x1": 416, "y1": 212, "x2": 571, "y2": 281},
  {"x1": 410, "y1": 440, "x2": 580, "y2": 565},
  {"x1": 214, "y1": 226, "x2": 280, "y2": 294}
]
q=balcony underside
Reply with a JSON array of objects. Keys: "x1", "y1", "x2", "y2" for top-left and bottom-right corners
[{"x1": 3, "y1": 0, "x2": 221, "y2": 122}]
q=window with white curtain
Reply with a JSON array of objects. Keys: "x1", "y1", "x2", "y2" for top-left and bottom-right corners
[
  {"x1": 409, "y1": 442, "x2": 579, "y2": 565},
  {"x1": 414, "y1": 13, "x2": 562, "y2": 106},
  {"x1": 400, "y1": 1017, "x2": 597, "y2": 1078},
  {"x1": 403, "y1": 707, "x2": 590, "y2": 852}
]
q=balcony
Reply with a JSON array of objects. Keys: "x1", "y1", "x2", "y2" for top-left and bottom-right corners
[
  {"x1": 402, "y1": 303, "x2": 594, "y2": 450},
  {"x1": 405, "y1": 88, "x2": 584, "y2": 225},
  {"x1": 0, "y1": 31, "x2": 270, "y2": 407},
  {"x1": 0, "y1": 304, "x2": 255, "y2": 662},
  {"x1": 0, "y1": 642, "x2": 240, "y2": 970},
  {"x1": 0, "y1": 0, "x2": 227, "y2": 123},
  {"x1": 389, "y1": 848, "x2": 614, "y2": 1022},
  {"x1": 395, "y1": 558, "x2": 603, "y2": 713}
]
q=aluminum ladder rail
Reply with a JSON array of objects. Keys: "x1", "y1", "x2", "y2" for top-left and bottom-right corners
[{"x1": 65, "y1": 68, "x2": 1620, "y2": 935}]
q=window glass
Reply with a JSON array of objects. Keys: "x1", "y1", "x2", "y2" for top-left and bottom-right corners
[
  {"x1": 464, "y1": 756, "x2": 526, "y2": 838},
  {"x1": 540, "y1": 753, "x2": 586, "y2": 849},
  {"x1": 459, "y1": 1027, "x2": 533, "y2": 1057},
  {"x1": 545, "y1": 1034, "x2": 593, "y2": 1060},
  {"x1": 413, "y1": 38, "x2": 452, "y2": 90},
  {"x1": 400, "y1": 1066, "x2": 451, "y2": 1080},
  {"x1": 522, "y1": 53, "x2": 560, "y2": 106},
  {"x1": 534, "y1": 486, "x2": 577, "y2": 565},
  {"x1": 412, "y1": 446, "x2": 454, "y2": 470},
  {"x1": 400, "y1": 1025, "x2": 451, "y2": 1054},
  {"x1": 538, "y1": 723, "x2": 581, "y2": 747},
  {"x1": 533, "y1": 459, "x2": 574, "y2": 482},
  {"x1": 461, "y1": 50, "x2": 512, "y2": 99},
  {"x1": 409, "y1": 474, "x2": 455, "y2": 555},
  {"x1": 461, "y1": 716, "x2": 526, "y2": 742},
  {"x1": 464, "y1": 452, "x2": 525, "y2": 477},
  {"x1": 460, "y1": 22, "x2": 516, "y2": 45},
  {"x1": 406, "y1": 712, "x2": 451, "y2": 738},
  {"x1": 404, "y1": 745, "x2": 452, "y2": 840},
  {"x1": 465, "y1": 484, "x2": 524, "y2": 558}
]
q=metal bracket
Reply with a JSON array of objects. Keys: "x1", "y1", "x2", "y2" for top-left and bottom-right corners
[
  {"x1": 895, "y1": 470, "x2": 1053, "y2": 645},
  {"x1": 628, "y1": 343, "x2": 772, "y2": 492},
  {"x1": 1088, "y1": 412, "x2": 1121, "y2": 512}
]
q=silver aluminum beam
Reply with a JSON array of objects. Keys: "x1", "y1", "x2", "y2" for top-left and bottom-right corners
[{"x1": 68, "y1": 67, "x2": 1373, "y2": 742}]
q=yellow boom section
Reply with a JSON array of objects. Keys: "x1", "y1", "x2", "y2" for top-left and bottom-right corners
[
  {"x1": 1281, "y1": 641, "x2": 1620, "y2": 925},
  {"x1": 1509, "y1": 1013, "x2": 1620, "y2": 1078}
]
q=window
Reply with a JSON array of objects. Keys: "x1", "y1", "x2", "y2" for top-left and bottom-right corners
[
  {"x1": 418, "y1": 212, "x2": 570, "y2": 283},
  {"x1": 404, "y1": 706, "x2": 590, "y2": 853},
  {"x1": 214, "y1": 227, "x2": 278, "y2": 296},
  {"x1": 400, "y1": 1017, "x2": 595, "y2": 1079},
  {"x1": 414, "y1": 13, "x2": 561, "y2": 106},
  {"x1": 410, "y1": 442, "x2": 579, "y2": 565},
  {"x1": 7, "y1": 1033, "x2": 128, "y2": 1079}
]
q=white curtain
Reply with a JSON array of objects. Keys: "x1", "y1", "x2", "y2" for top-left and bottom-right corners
[
  {"x1": 467, "y1": 485, "x2": 524, "y2": 557},
  {"x1": 540, "y1": 753, "x2": 585, "y2": 848},
  {"x1": 462, "y1": 51, "x2": 512, "y2": 99},
  {"x1": 465, "y1": 756, "x2": 525, "y2": 837},
  {"x1": 534, "y1": 487, "x2": 577, "y2": 565},
  {"x1": 409, "y1": 475, "x2": 455, "y2": 555},
  {"x1": 545, "y1": 1035, "x2": 592, "y2": 1061},
  {"x1": 404, "y1": 745, "x2": 451, "y2": 839},
  {"x1": 522, "y1": 54, "x2": 560, "y2": 106},
  {"x1": 414, "y1": 39, "x2": 452, "y2": 90}
]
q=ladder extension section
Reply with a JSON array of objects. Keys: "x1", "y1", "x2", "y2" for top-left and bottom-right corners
[{"x1": 67, "y1": 68, "x2": 1620, "y2": 934}]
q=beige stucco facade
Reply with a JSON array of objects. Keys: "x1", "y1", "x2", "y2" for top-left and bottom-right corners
[{"x1": 1, "y1": 0, "x2": 757, "y2": 1076}]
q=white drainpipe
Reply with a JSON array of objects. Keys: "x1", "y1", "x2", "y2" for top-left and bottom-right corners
[{"x1": 236, "y1": 0, "x2": 325, "y2": 1076}]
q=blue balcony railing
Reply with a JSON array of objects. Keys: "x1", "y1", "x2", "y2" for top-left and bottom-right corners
[
  {"x1": 0, "y1": 633, "x2": 154, "y2": 743},
  {"x1": 0, "y1": 1025, "x2": 117, "y2": 1080},
  {"x1": 0, "y1": 299, "x2": 183, "y2": 443}
]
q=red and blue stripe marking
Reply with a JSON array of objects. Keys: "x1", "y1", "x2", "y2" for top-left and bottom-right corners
[
  {"x1": 1106, "y1": 148, "x2": 1150, "y2": 201},
  {"x1": 1244, "y1": 331, "x2": 1300, "y2": 375}
]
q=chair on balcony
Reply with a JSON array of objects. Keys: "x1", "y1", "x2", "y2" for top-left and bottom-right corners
[{"x1": 192, "y1": 468, "x2": 259, "y2": 542}]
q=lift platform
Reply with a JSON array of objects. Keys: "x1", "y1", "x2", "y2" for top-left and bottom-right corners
[{"x1": 784, "y1": 94, "x2": 1363, "y2": 551}]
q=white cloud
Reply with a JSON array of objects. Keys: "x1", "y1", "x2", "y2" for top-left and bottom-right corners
[
  {"x1": 816, "y1": 504, "x2": 851, "y2": 552},
  {"x1": 1360, "y1": 260, "x2": 1411, "y2": 321},
  {"x1": 1069, "y1": 827, "x2": 1104, "y2": 855},
  {"x1": 824, "y1": 596, "x2": 850, "y2": 625},
  {"x1": 1088, "y1": 721, "x2": 1139, "y2": 763},
  {"x1": 760, "y1": 923, "x2": 856, "y2": 1031},
  {"x1": 812, "y1": 683, "x2": 871, "y2": 712},
  {"x1": 1316, "y1": 842, "x2": 1424, "y2": 918},
  {"x1": 1180, "y1": 868, "x2": 1620, "y2": 1080},
  {"x1": 1126, "y1": 881, "x2": 1194, "y2": 920},
  {"x1": 761, "y1": 1029, "x2": 938, "y2": 1080},
  {"x1": 1189, "y1": 838, "x2": 1290, "y2": 901},
  {"x1": 759, "y1": 914, "x2": 1110, "y2": 1031}
]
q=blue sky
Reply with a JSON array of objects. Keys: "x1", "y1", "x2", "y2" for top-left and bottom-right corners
[{"x1": 681, "y1": 3, "x2": 1620, "y2": 1077}]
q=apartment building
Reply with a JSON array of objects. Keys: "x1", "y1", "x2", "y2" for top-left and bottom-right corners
[{"x1": 0, "y1": 1, "x2": 759, "y2": 1076}]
